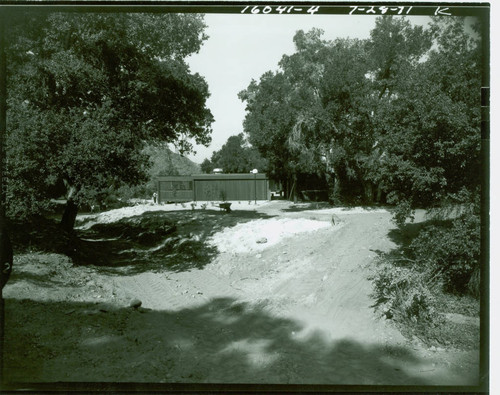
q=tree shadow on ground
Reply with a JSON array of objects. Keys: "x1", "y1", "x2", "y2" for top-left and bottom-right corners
[
  {"x1": 5, "y1": 270, "x2": 66, "y2": 287},
  {"x1": 70, "y1": 210, "x2": 276, "y2": 275},
  {"x1": 387, "y1": 217, "x2": 454, "y2": 250},
  {"x1": 371, "y1": 218, "x2": 452, "y2": 266},
  {"x1": 8, "y1": 216, "x2": 71, "y2": 254},
  {"x1": 3, "y1": 296, "x2": 469, "y2": 389},
  {"x1": 281, "y1": 202, "x2": 332, "y2": 212},
  {"x1": 282, "y1": 203, "x2": 388, "y2": 213}
]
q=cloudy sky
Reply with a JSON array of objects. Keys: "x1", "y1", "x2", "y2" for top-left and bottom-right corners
[{"x1": 185, "y1": 13, "x2": 431, "y2": 163}]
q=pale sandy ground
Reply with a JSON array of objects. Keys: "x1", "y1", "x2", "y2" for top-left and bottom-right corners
[{"x1": 2, "y1": 201, "x2": 480, "y2": 387}]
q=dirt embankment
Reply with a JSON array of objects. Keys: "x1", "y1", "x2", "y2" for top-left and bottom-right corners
[{"x1": 2, "y1": 202, "x2": 480, "y2": 386}]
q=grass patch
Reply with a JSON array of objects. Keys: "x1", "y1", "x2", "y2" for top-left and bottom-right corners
[
  {"x1": 397, "y1": 314, "x2": 480, "y2": 351},
  {"x1": 434, "y1": 292, "x2": 480, "y2": 316}
]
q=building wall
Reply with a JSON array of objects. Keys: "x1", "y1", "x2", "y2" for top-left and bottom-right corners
[
  {"x1": 157, "y1": 174, "x2": 269, "y2": 203},
  {"x1": 194, "y1": 178, "x2": 268, "y2": 201},
  {"x1": 158, "y1": 176, "x2": 194, "y2": 203}
]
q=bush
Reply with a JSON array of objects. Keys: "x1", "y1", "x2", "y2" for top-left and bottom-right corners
[
  {"x1": 117, "y1": 184, "x2": 154, "y2": 201},
  {"x1": 372, "y1": 208, "x2": 481, "y2": 348},
  {"x1": 372, "y1": 256, "x2": 480, "y2": 349},
  {"x1": 372, "y1": 262, "x2": 440, "y2": 324},
  {"x1": 390, "y1": 199, "x2": 415, "y2": 228},
  {"x1": 408, "y1": 212, "x2": 480, "y2": 295}
]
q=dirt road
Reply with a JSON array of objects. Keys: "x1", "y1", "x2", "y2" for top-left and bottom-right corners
[{"x1": 2, "y1": 201, "x2": 480, "y2": 386}]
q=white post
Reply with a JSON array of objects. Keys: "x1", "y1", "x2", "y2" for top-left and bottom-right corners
[{"x1": 252, "y1": 169, "x2": 258, "y2": 205}]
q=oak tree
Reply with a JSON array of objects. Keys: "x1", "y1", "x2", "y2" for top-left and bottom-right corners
[{"x1": 5, "y1": 12, "x2": 213, "y2": 230}]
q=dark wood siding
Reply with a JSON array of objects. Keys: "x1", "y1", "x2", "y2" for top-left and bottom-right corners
[
  {"x1": 157, "y1": 174, "x2": 270, "y2": 203},
  {"x1": 158, "y1": 176, "x2": 194, "y2": 202},
  {"x1": 193, "y1": 178, "x2": 268, "y2": 201}
]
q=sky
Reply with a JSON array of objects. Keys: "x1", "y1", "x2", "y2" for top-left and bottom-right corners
[{"x1": 185, "y1": 13, "x2": 431, "y2": 163}]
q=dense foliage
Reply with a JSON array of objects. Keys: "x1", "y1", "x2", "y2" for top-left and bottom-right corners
[
  {"x1": 372, "y1": 248, "x2": 480, "y2": 349},
  {"x1": 239, "y1": 16, "x2": 482, "y2": 215},
  {"x1": 200, "y1": 133, "x2": 268, "y2": 174},
  {"x1": 5, "y1": 12, "x2": 213, "y2": 228},
  {"x1": 410, "y1": 213, "x2": 481, "y2": 295}
]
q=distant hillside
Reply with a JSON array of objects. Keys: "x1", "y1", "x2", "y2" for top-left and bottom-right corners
[
  {"x1": 144, "y1": 143, "x2": 200, "y2": 178},
  {"x1": 117, "y1": 143, "x2": 200, "y2": 200}
]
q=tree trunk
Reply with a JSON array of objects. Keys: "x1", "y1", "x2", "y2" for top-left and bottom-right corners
[
  {"x1": 325, "y1": 171, "x2": 336, "y2": 203},
  {"x1": 60, "y1": 199, "x2": 78, "y2": 232},
  {"x1": 376, "y1": 184, "x2": 382, "y2": 203},
  {"x1": 60, "y1": 179, "x2": 78, "y2": 232},
  {"x1": 0, "y1": 216, "x2": 13, "y2": 290},
  {"x1": 289, "y1": 173, "x2": 297, "y2": 203},
  {"x1": 283, "y1": 178, "x2": 289, "y2": 201},
  {"x1": 328, "y1": 167, "x2": 341, "y2": 205},
  {"x1": 362, "y1": 181, "x2": 374, "y2": 204}
]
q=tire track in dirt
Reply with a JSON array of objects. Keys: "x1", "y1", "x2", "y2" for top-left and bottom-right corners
[
  {"x1": 115, "y1": 272, "x2": 181, "y2": 310},
  {"x1": 222, "y1": 213, "x2": 403, "y2": 344},
  {"x1": 114, "y1": 264, "x2": 246, "y2": 312},
  {"x1": 200, "y1": 209, "x2": 479, "y2": 385},
  {"x1": 91, "y1": 206, "x2": 479, "y2": 385},
  {"x1": 308, "y1": 214, "x2": 401, "y2": 341}
]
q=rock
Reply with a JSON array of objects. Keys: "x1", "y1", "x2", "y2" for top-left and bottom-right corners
[
  {"x1": 129, "y1": 299, "x2": 142, "y2": 309},
  {"x1": 84, "y1": 309, "x2": 99, "y2": 316},
  {"x1": 256, "y1": 254, "x2": 262, "y2": 259},
  {"x1": 256, "y1": 237, "x2": 268, "y2": 244}
]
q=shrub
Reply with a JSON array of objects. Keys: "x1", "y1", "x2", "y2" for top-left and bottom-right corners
[
  {"x1": 408, "y1": 212, "x2": 480, "y2": 295},
  {"x1": 372, "y1": 262, "x2": 440, "y2": 324},
  {"x1": 117, "y1": 183, "x2": 154, "y2": 201},
  {"x1": 373, "y1": 208, "x2": 481, "y2": 348},
  {"x1": 390, "y1": 199, "x2": 415, "y2": 228},
  {"x1": 219, "y1": 190, "x2": 227, "y2": 202}
]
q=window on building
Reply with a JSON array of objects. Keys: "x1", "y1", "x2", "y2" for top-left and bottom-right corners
[{"x1": 164, "y1": 181, "x2": 193, "y2": 191}]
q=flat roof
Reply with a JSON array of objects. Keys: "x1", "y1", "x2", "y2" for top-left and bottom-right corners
[
  {"x1": 158, "y1": 174, "x2": 268, "y2": 181},
  {"x1": 157, "y1": 176, "x2": 193, "y2": 181},
  {"x1": 192, "y1": 173, "x2": 268, "y2": 180}
]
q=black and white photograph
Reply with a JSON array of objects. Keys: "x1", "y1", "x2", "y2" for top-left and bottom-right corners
[{"x1": 0, "y1": 1, "x2": 489, "y2": 391}]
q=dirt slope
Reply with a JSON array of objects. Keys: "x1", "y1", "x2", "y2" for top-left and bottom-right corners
[{"x1": 2, "y1": 202, "x2": 480, "y2": 386}]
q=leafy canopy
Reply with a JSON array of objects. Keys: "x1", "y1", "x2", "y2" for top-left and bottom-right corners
[
  {"x1": 201, "y1": 133, "x2": 268, "y2": 174},
  {"x1": 239, "y1": 16, "x2": 481, "y2": 214},
  {"x1": 6, "y1": 12, "x2": 214, "y2": 219}
]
